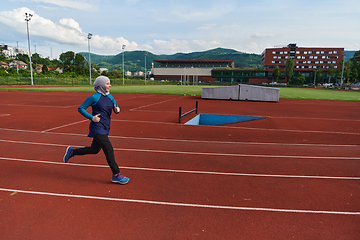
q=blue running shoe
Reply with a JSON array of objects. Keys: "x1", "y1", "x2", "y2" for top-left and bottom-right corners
[
  {"x1": 63, "y1": 146, "x2": 74, "y2": 163},
  {"x1": 111, "y1": 173, "x2": 129, "y2": 184}
]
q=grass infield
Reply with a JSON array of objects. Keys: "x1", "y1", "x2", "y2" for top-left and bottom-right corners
[{"x1": 0, "y1": 85, "x2": 359, "y2": 101}]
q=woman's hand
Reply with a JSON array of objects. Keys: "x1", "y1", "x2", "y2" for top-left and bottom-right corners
[
  {"x1": 114, "y1": 105, "x2": 120, "y2": 113},
  {"x1": 92, "y1": 114, "x2": 101, "y2": 122}
]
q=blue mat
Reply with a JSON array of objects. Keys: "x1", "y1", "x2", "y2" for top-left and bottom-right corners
[{"x1": 185, "y1": 114, "x2": 267, "y2": 126}]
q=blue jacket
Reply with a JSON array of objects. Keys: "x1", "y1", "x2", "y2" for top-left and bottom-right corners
[{"x1": 78, "y1": 92, "x2": 119, "y2": 137}]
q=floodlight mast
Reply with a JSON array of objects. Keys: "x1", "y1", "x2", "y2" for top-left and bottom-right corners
[
  {"x1": 144, "y1": 52, "x2": 147, "y2": 85},
  {"x1": 122, "y1": 44, "x2": 126, "y2": 85},
  {"x1": 25, "y1": 13, "x2": 33, "y2": 85},
  {"x1": 87, "y1": 33, "x2": 93, "y2": 85}
]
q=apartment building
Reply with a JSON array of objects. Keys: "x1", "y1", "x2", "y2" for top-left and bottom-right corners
[{"x1": 261, "y1": 43, "x2": 344, "y2": 82}]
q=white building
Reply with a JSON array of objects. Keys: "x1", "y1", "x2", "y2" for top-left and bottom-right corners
[{"x1": 151, "y1": 60, "x2": 234, "y2": 83}]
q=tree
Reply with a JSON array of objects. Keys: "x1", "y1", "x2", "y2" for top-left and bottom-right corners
[
  {"x1": 327, "y1": 65, "x2": 335, "y2": 83},
  {"x1": 315, "y1": 67, "x2": 323, "y2": 83},
  {"x1": 42, "y1": 64, "x2": 48, "y2": 73},
  {"x1": 296, "y1": 73, "x2": 306, "y2": 85},
  {"x1": 285, "y1": 58, "x2": 294, "y2": 83},
  {"x1": 273, "y1": 66, "x2": 280, "y2": 82},
  {"x1": 59, "y1": 51, "x2": 75, "y2": 73},
  {"x1": 74, "y1": 53, "x2": 86, "y2": 75}
]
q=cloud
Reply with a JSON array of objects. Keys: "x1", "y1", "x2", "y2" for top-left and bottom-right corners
[
  {"x1": 248, "y1": 33, "x2": 276, "y2": 40},
  {"x1": 125, "y1": 0, "x2": 139, "y2": 5},
  {"x1": 148, "y1": 39, "x2": 221, "y2": 54},
  {"x1": 0, "y1": 7, "x2": 137, "y2": 54},
  {"x1": 24, "y1": 0, "x2": 96, "y2": 11}
]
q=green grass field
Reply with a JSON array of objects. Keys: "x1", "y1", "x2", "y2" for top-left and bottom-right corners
[{"x1": 1, "y1": 85, "x2": 359, "y2": 101}]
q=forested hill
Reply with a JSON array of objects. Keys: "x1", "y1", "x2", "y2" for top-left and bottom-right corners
[{"x1": 79, "y1": 48, "x2": 261, "y2": 72}]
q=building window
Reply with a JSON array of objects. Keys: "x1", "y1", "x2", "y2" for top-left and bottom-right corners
[
  {"x1": 321, "y1": 51, "x2": 324, "y2": 54},
  {"x1": 314, "y1": 56, "x2": 318, "y2": 59},
  {"x1": 309, "y1": 51, "x2": 312, "y2": 54},
  {"x1": 329, "y1": 51, "x2": 332, "y2": 54},
  {"x1": 316, "y1": 51, "x2": 320, "y2": 54},
  {"x1": 304, "y1": 51, "x2": 307, "y2": 54},
  {"x1": 296, "y1": 51, "x2": 300, "y2": 54},
  {"x1": 272, "y1": 51, "x2": 276, "y2": 54},
  {"x1": 272, "y1": 61, "x2": 275, "y2": 63},
  {"x1": 332, "y1": 61, "x2": 336, "y2": 64},
  {"x1": 273, "y1": 56, "x2": 277, "y2": 59},
  {"x1": 334, "y1": 51, "x2": 337, "y2": 54}
]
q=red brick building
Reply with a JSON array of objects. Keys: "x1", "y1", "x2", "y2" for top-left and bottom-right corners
[{"x1": 261, "y1": 43, "x2": 344, "y2": 82}]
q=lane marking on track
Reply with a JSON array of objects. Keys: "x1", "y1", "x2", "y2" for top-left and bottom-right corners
[
  {"x1": 111, "y1": 119, "x2": 360, "y2": 135},
  {"x1": 1, "y1": 138, "x2": 360, "y2": 160},
  {"x1": 0, "y1": 114, "x2": 10, "y2": 117},
  {"x1": 129, "y1": 95, "x2": 186, "y2": 111},
  {"x1": 41, "y1": 120, "x2": 88, "y2": 133},
  {"x1": 1, "y1": 156, "x2": 359, "y2": 180},
  {"x1": 0, "y1": 187, "x2": 359, "y2": 215},
  {"x1": 0, "y1": 127, "x2": 359, "y2": 147},
  {"x1": 0, "y1": 103, "x2": 77, "y2": 108}
]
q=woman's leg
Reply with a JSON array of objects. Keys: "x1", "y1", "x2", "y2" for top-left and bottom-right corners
[
  {"x1": 93, "y1": 134, "x2": 120, "y2": 175},
  {"x1": 73, "y1": 138, "x2": 102, "y2": 156}
]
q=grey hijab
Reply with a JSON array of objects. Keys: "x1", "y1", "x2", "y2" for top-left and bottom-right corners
[{"x1": 94, "y1": 76, "x2": 110, "y2": 96}]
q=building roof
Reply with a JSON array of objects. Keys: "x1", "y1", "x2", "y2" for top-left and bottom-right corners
[{"x1": 154, "y1": 60, "x2": 235, "y2": 68}]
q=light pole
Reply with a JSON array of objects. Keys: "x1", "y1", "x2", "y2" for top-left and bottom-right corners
[
  {"x1": 122, "y1": 44, "x2": 126, "y2": 85},
  {"x1": 25, "y1": 13, "x2": 33, "y2": 85},
  {"x1": 87, "y1": 33, "x2": 92, "y2": 85},
  {"x1": 340, "y1": 51, "x2": 346, "y2": 87},
  {"x1": 144, "y1": 52, "x2": 147, "y2": 85}
]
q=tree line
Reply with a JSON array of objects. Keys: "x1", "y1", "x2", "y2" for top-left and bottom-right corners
[{"x1": 0, "y1": 50, "x2": 122, "y2": 78}]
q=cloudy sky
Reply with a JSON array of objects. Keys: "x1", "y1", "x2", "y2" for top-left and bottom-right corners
[{"x1": 1, "y1": 0, "x2": 359, "y2": 59}]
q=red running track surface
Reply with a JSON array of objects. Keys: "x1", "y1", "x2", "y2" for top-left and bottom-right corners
[{"x1": 0, "y1": 90, "x2": 359, "y2": 239}]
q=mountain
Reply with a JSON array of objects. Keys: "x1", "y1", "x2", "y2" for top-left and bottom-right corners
[{"x1": 79, "y1": 48, "x2": 261, "y2": 72}]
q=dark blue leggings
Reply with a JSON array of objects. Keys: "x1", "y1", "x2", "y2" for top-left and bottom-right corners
[{"x1": 73, "y1": 134, "x2": 120, "y2": 175}]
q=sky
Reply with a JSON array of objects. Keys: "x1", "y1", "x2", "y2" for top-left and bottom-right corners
[{"x1": 1, "y1": 0, "x2": 359, "y2": 60}]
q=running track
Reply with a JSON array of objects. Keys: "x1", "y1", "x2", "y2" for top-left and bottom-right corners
[{"x1": 0, "y1": 90, "x2": 359, "y2": 239}]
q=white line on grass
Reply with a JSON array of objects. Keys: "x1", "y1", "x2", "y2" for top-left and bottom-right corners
[
  {"x1": 1, "y1": 138, "x2": 360, "y2": 160},
  {"x1": 1, "y1": 156, "x2": 359, "y2": 180},
  {"x1": 0, "y1": 187, "x2": 359, "y2": 215}
]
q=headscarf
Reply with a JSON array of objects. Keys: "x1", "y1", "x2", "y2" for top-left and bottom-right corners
[{"x1": 93, "y1": 76, "x2": 110, "y2": 96}]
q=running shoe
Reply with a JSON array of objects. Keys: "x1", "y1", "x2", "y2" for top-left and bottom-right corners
[
  {"x1": 111, "y1": 173, "x2": 130, "y2": 184},
  {"x1": 63, "y1": 146, "x2": 74, "y2": 163}
]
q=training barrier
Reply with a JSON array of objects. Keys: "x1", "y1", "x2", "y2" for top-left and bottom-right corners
[
  {"x1": 179, "y1": 101, "x2": 198, "y2": 123},
  {"x1": 202, "y1": 84, "x2": 280, "y2": 102}
]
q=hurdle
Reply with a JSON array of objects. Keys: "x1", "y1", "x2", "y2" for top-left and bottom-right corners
[{"x1": 179, "y1": 101, "x2": 198, "y2": 123}]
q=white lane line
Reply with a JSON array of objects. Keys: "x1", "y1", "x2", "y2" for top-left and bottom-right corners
[
  {"x1": 1, "y1": 156, "x2": 359, "y2": 180},
  {"x1": 41, "y1": 120, "x2": 88, "y2": 133},
  {"x1": 0, "y1": 187, "x2": 359, "y2": 215},
  {"x1": 1, "y1": 138, "x2": 360, "y2": 160},
  {"x1": 129, "y1": 96, "x2": 186, "y2": 111},
  {"x1": 0, "y1": 127, "x2": 359, "y2": 147},
  {"x1": 0, "y1": 103, "x2": 77, "y2": 108},
  {"x1": 0, "y1": 114, "x2": 10, "y2": 117},
  {"x1": 111, "y1": 119, "x2": 360, "y2": 135}
]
